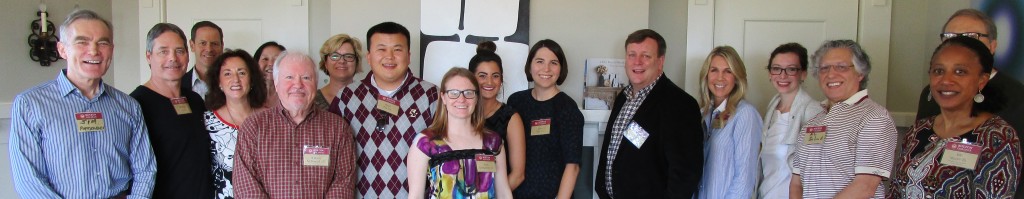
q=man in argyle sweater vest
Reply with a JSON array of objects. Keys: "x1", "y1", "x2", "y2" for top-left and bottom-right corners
[{"x1": 328, "y1": 21, "x2": 439, "y2": 198}]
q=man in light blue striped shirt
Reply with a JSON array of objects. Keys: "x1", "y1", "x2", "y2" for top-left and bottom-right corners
[{"x1": 9, "y1": 9, "x2": 157, "y2": 199}]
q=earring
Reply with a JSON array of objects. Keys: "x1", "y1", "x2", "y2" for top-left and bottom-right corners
[
  {"x1": 974, "y1": 92, "x2": 985, "y2": 103},
  {"x1": 927, "y1": 94, "x2": 932, "y2": 101}
]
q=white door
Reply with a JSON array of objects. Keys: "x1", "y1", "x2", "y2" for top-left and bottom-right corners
[
  {"x1": 138, "y1": 0, "x2": 309, "y2": 83},
  {"x1": 686, "y1": 0, "x2": 891, "y2": 113}
]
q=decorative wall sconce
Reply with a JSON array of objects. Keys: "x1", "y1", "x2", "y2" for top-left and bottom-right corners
[{"x1": 29, "y1": 3, "x2": 60, "y2": 66}]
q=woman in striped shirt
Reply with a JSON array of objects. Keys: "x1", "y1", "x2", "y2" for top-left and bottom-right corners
[{"x1": 695, "y1": 46, "x2": 763, "y2": 199}]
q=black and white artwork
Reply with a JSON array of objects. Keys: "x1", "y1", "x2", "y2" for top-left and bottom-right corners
[{"x1": 420, "y1": 0, "x2": 530, "y2": 102}]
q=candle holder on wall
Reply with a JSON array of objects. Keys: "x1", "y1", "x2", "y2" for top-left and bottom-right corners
[{"x1": 29, "y1": 4, "x2": 60, "y2": 66}]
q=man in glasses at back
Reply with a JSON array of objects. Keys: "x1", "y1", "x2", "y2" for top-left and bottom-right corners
[{"x1": 914, "y1": 8, "x2": 1024, "y2": 198}]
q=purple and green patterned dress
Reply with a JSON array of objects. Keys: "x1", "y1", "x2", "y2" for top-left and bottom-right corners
[{"x1": 417, "y1": 130, "x2": 503, "y2": 199}]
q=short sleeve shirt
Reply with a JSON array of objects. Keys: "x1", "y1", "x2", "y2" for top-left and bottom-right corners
[{"x1": 792, "y1": 90, "x2": 897, "y2": 198}]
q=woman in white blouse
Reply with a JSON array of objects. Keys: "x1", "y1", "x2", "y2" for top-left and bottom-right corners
[{"x1": 757, "y1": 43, "x2": 823, "y2": 199}]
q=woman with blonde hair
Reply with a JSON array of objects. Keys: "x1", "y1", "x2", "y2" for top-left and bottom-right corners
[
  {"x1": 316, "y1": 33, "x2": 363, "y2": 109},
  {"x1": 407, "y1": 67, "x2": 513, "y2": 199},
  {"x1": 695, "y1": 46, "x2": 762, "y2": 199}
]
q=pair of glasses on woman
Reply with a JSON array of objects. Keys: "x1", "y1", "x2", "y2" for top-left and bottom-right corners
[
  {"x1": 444, "y1": 89, "x2": 478, "y2": 99},
  {"x1": 327, "y1": 52, "x2": 358, "y2": 62},
  {"x1": 769, "y1": 67, "x2": 802, "y2": 75},
  {"x1": 940, "y1": 32, "x2": 990, "y2": 41}
]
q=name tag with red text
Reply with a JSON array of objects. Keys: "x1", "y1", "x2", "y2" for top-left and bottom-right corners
[
  {"x1": 475, "y1": 154, "x2": 496, "y2": 172},
  {"x1": 530, "y1": 118, "x2": 552, "y2": 136},
  {"x1": 941, "y1": 141, "x2": 982, "y2": 169},
  {"x1": 171, "y1": 97, "x2": 192, "y2": 115},
  {"x1": 804, "y1": 126, "x2": 827, "y2": 145},
  {"x1": 376, "y1": 95, "x2": 400, "y2": 115},
  {"x1": 75, "y1": 112, "x2": 105, "y2": 132},
  {"x1": 302, "y1": 145, "x2": 330, "y2": 167}
]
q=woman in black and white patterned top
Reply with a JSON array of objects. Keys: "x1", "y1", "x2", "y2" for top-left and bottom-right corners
[{"x1": 203, "y1": 50, "x2": 267, "y2": 199}]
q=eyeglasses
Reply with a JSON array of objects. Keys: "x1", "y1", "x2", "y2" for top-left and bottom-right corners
[
  {"x1": 444, "y1": 89, "x2": 477, "y2": 99},
  {"x1": 940, "y1": 32, "x2": 990, "y2": 41},
  {"x1": 327, "y1": 53, "x2": 358, "y2": 62},
  {"x1": 769, "y1": 66, "x2": 801, "y2": 75},
  {"x1": 816, "y1": 64, "x2": 852, "y2": 74}
]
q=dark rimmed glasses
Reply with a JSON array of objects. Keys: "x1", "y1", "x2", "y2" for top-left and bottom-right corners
[
  {"x1": 444, "y1": 89, "x2": 477, "y2": 99},
  {"x1": 327, "y1": 52, "x2": 358, "y2": 62},
  {"x1": 769, "y1": 66, "x2": 801, "y2": 75}
]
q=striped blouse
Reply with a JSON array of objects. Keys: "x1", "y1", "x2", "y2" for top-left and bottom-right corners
[
  {"x1": 792, "y1": 90, "x2": 898, "y2": 198},
  {"x1": 697, "y1": 100, "x2": 763, "y2": 199},
  {"x1": 9, "y1": 71, "x2": 157, "y2": 198}
]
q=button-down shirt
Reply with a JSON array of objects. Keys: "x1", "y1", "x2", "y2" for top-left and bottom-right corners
[
  {"x1": 603, "y1": 76, "x2": 659, "y2": 196},
  {"x1": 9, "y1": 70, "x2": 157, "y2": 199},
  {"x1": 191, "y1": 69, "x2": 208, "y2": 99},
  {"x1": 234, "y1": 105, "x2": 357, "y2": 199},
  {"x1": 697, "y1": 100, "x2": 761, "y2": 199},
  {"x1": 792, "y1": 90, "x2": 897, "y2": 198}
]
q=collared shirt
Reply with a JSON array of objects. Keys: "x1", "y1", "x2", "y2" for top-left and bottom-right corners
[
  {"x1": 603, "y1": 75, "x2": 660, "y2": 196},
  {"x1": 792, "y1": 90, "x2": 897, "y2": 198},
  {"x1": 330, "y1": 71, "x2": 438, "y2": 198},
  {"x1": 697, "y1": 100, "x2": 761, "y2": 199},
  {"x1": 9, "y1": 70, "x2": 157, "y2": 199},
  {"x1": 370, "y1": 73, "x2": 408, "y2": 97},
  {"x1": 233, "y1": 105, "x2": 357, "y2": 199},
  {"x1": 191, "y1": 68, "x2": 208, "y2": 99}
]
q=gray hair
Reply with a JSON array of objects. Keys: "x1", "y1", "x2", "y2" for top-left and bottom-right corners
[
  {"x1": 272, "y1": 51, "x2": 318, "y2": 84},
  {"x1": 810, "y1": 40, "x2": 871, "y2": 90},
  {"x1": 943, "y1": 9, "x2": 997, "y2": 40},
  {"x1": 145, "y1": 23, "x2": 188, "y2": 53},
  {"x1": 59, "y1": 9, "x2": 113, "y2": 44}
]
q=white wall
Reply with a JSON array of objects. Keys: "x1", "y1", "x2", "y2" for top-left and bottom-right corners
[
  {"x1": 886, "y1": 0, "x2": 971, "y2": 124},
  {"x1": 329, "y1": 0, "x2": 649, "y2": 104},
  {"x1": 0, "y1": 0, "x2": 982, "y2": 197},
  {"x1": 0, "y1": 0, "x2": 113, "y2": 118},
  {"x1": 1, "y1": 1, "x2": 112, "y2": 198},
  {"x1": 649, "y1": 0, "x2": 688, "y2": 89}
]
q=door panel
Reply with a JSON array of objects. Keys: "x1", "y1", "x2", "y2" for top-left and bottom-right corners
[
  {"x1": 712, "y1": 0, "x2": 858, "y2": 113},
  {"x1": 140, "y1": 0, "x2": 309, "y2": 84}
]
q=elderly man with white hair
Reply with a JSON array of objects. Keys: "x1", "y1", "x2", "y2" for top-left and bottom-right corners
[
  {"x1": 233, "y1": 51, "x2": 357, "y2": 198},
  {"x1": 789, "y1": 40, "x2": 897, "y2": 199}
]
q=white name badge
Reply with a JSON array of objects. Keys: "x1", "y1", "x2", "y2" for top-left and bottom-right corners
[
  {"x1": 804, "y1": 126, "x2": 827, "y2": 145},
  {"x1": 75, "y1": 112, "x2": 105, "y2": 132},
  {"x1": 302, "y1": 145, "x2": 330, "y2": 167},
  {"x1": 625, "y1": 122, "x2": 650, "y2": 148},
  {"x1": 376, "y1": 95, "x2": 400, "y2": 116},
  {"x1": 940, "y1": 141, "x2": 982, "y2": 169},
  {"x1": 530, "y1": 118, "x2": 552, "y2": 136},
  {"x1": 171, "y1": 97, "x2": 192, "y2": 115},
  {"x1": 475, "y1": 154, "x2": 496, "y2": 172}
]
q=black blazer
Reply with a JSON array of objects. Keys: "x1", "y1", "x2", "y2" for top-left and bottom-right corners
[
  {"x1": 595, "y1": 75, "x2": 704, "y2": 199},
  {"x1": 915, "y1": 71, "x2": 1024, "y2": 199},
  {"x1": 181, "y1": 68, "x2": 196, "y2": 93}
]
